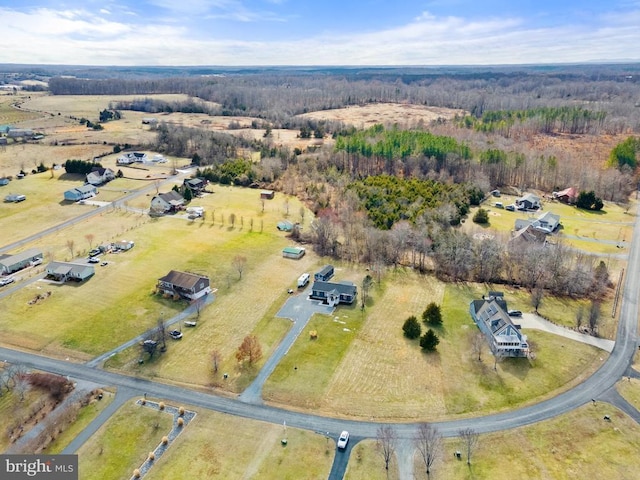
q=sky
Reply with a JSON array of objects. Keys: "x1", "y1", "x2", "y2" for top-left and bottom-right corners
[{"x1": 1, "y1": 0, "x2": 640, "y2": 66}]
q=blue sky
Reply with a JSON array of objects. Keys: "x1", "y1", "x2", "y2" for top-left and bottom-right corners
[{"x1": 1, "y1": 0, "x2": 639, "y2": 65}]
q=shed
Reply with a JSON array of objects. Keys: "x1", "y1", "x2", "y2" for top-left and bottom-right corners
[
  {"x1": 314, "y1": 265, "x2": 334, "y2": 282},
  {"x1": 282, "y1": 247, "x2": 305, "y2": 259},
  {"x1": 260, "y1": 190, "x2": 275, "y2": 200}
]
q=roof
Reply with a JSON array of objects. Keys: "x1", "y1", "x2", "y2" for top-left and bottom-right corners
[
  {"x1": 312, "y1": 280, "x2": 357, "y2": 295},
  {"x1": 283, "y1": 246, "x2": 305, "y2": 254},
  {"x1": 517, "y1": 193, "x2": 540, "y2": 204},
  {"x1": 511, "y1": 224, "x2": 547, "y2": 243},
  {"x1": 157, "y1": 191, "x2": 184, "y2": 204},
  {"x1": 0, "y1": 248, "x2": 42, "y2": 266},
  {"x1": 76, "y1": 184, "x2": 97, "y2": 193},
  {"x1": 158, "y1": 270, "x2": 208, "y2": 290},
  {"x1": 185, "y1": 178, "x2": 205, "y2": 187},
  {"x1": 554, "y1": 187, "x2": 578, "y2": 199},
  {"x1": 471, "y1": 298, "x2": 527, "y2": 344},
  {"x1": 46, "y1": 261, "x2": 94, "y2": 276},
  {"x1": 317, "y1": 265, "x2": 334, "y2": 275}
]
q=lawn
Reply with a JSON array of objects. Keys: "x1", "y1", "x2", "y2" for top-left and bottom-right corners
[
  {"x1": 0, "y1": 186, "x2": 314, "y2": 361},
  {"x1": 469, "y1": 194, "x2": 635, "y2": 256},
  {"x1": 146, "y1": 408, "x2": 334, "y2": 480},
  {"x1": 435, "y1": 403, "x2": 640, "y2": 480},
  {"x1": 76, "y1": 400, "x2": 174, "y2": 480},
  {"x1": 264, "y1": 274, "x2": 605, "y2": 421},
  {"x1": 44, "y1": 389, "x2": 115, "y2": 454},
  {"x1": 345, "y1": 439, "x2": 399, "y2": 480}
]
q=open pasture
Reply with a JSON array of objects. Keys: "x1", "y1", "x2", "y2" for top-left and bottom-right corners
[
  {"x1": 265, "y1": 276, "x2": 605, "y2": 421},
  {"x1": 438, "y1": 402, "x2": 640, "y2": 480}
]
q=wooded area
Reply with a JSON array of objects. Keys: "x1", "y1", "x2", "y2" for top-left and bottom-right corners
[{"x1": 23, "y1": 64, "x2": 640, "y2": 303}]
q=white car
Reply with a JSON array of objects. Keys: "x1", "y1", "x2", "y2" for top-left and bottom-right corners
[
  {"x1": 0, "y1": 277, "x2": 15, "y2": 287},
  {"x1": 337, "y1": 431, "x2": 349, "y2": 449}
]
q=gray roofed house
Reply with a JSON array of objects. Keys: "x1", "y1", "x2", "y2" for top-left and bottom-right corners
[
  {"x1": 514, "y1": 211, "x2": 560, "y2": 235},
  {"x1": 150, "y1": 190, "x2": 185, "y2": 213},
  {"x1": 64, "y1": 184, "x2": 97, "y2": 202},
  {"x1": 469, "y1": 292, "x2": 529, "y2": 358},
  {"x1": 45, "y1": 261, "x2": 95, "y2": 282},
  {"x1": 515, "y1": 193, "x2": 541, "y2": 211},
  {"x1": 157, "y1": 270, "x2": 211, "y2": 300},
  {"x1": 310, "y1": 280, "x2": 357, "y2": 306},
  {"x1": 0, "y1": 248, "x2": 43, "y2": 274}
]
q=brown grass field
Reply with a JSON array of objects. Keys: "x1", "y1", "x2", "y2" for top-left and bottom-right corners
[{"x1": 435, "y1": 402, "x2": 640, "y2": 480}]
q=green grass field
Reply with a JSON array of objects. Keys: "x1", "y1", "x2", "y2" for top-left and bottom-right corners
[
  {"x1": 345, "y1": 440, "x2": 399, "y2": 480},
  {"x1": 471, "y1": 194, "x2": 635, "y2": 256}
]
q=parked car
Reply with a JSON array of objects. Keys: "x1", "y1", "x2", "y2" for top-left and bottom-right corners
[
  {"x1": 88, "y1": 248, "x2": 101, "y2": 257},
  {"x1": 337, "y1": 431, "x2": 349, "y2": 449},
  {"x1": 88, "y1": 257, "x2": 100, "y2": 263},
  {"x1": 0, "y1": 277, "x2": 15, "y2": 287},
  {"x1": 505, "y1": 204, "x2": 516, "y2": 211},
  {"x1": 100, "y1": 261, "x2": 109, "y2": 267},
  {"x1": 169, "y1": 330, "x2": 183, "y2": 340},
  {"x1": 508, "y1": 310, "x2": 523, "y2": 317}
]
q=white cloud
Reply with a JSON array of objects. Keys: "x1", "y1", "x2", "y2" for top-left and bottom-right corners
[{"x1": 1, "y1": 6, "x2": 639, "y2": 65}]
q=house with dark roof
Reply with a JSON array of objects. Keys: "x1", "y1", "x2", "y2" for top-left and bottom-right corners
[
  {"x1": 150, "y1": 191, "x2": 185, "y2": 213},
  {"x1": 515, "y1": 193, "x2": 541, "y2": 211},
  {"x1": 0, "y1": 248, "x2": 43, "y2": 274},
  {"x1": 86, "y1": 167, "x2": 115, "y2": 186},
  {"x1": 310, "y1": 280, "x2": 357, "y2": 306},
  {"x1": 117, "y1": 152, "x2": 147, "y2": 164},
  {"x1": 314, "y1": 265, "x2": 334, "y2": 282},
  {"x1": 157, "y1": 270, "x2": 211, "y2": 300},
  {"x1": 469, "y1": 292, "x2": 529, "y2": 358},
  {"x1": 45, "y1": 261, "x2": 94, "y2": 282},
  {"x1": 183, "y1": 177, "x2": 207, "y2": 194}
]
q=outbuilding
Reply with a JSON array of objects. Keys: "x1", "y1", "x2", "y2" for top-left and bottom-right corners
[
  {"x1": 0, "y1": 248, "x2": 43, "y2": 274},
  {"x1": 282, "y1": 246, "x2": 305, "y2": 259},
  {"x1": 314, "y1": 265, "x2": 334, "y2": 282}
]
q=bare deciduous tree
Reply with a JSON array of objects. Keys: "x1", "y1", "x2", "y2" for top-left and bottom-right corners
[
  {"x1": 232, "y1": 255, "x2": 247, "y2": 279},
  {"x1": 589, "y1": 300, "x2": 601, "y2": 335},
  {"x1": 458, "y1": 428, "x2": 479, "y2": 465},
  {"x1": 211, "y1": 350, "x2": 221, "y2": 374},
  {"x1": 414, "y1": 423, "x2": 442, "y2": 479},
  {"x1": 376, "y1": 425, "x2": 397, "y2": 471},
  {"x1": 66, "y1": 239, "x2": 75, "y2": 258},
  {"x1": 531, "y1": 287, "x2": 544, "y2": 313},
  {"x1": 471, "y1": 332, "x2": 485, "y2": 362},
  {"x1": 84, "y1": 233, "x2": 95, "y2": 250}
]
